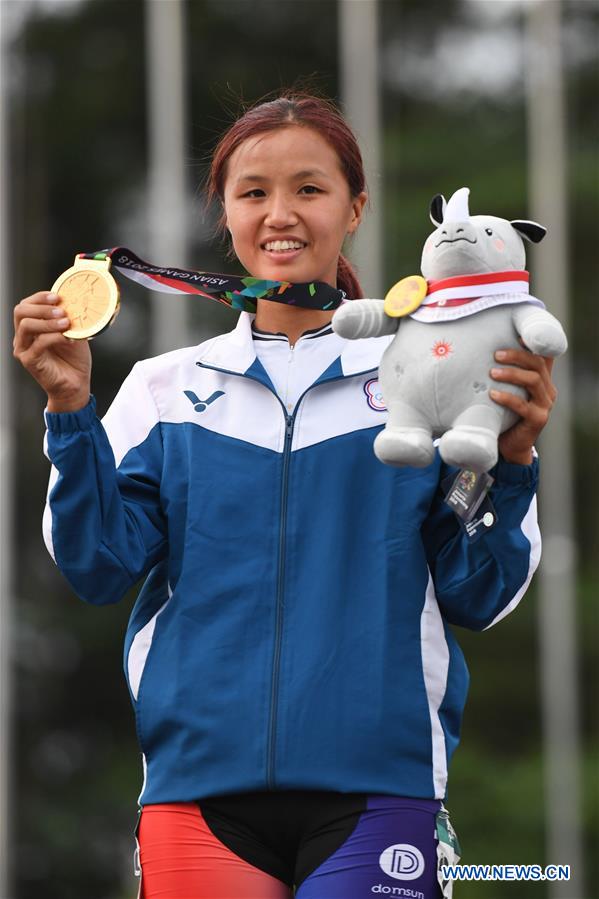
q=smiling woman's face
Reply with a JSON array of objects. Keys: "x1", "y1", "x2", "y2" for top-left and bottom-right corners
[{"x1": 222, "y1": 125, "x2": 366, "y2": 288}]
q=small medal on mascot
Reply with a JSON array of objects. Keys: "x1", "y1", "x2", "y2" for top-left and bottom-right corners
[{"x1": 384, "y1": 275, "x2": 427, "y2": 318}]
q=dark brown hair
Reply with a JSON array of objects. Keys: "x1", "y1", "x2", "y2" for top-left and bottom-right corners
[{"x1": 207, "y1": 92, "x2": 367, "y2": 298}]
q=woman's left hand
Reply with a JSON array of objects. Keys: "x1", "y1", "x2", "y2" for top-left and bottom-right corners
[{"x1": 490, "y1": 347, "x2": 558, "y2": 465}]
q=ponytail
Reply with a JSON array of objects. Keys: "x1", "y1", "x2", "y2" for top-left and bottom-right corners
[{"x1": 337, "y1": 253, "x2": 364, "y2": 299}]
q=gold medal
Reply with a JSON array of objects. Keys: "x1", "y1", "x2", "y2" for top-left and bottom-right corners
[
  {"x1": 51, "y1": 255, "x2": 120, "y2": 339},
  {"x1": 384, "y1": 275, "x2": 428, "y2": 318}
]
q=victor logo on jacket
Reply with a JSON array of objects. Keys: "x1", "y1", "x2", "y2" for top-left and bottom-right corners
[{"x1": 184, "y1": 389, "x2": 225, "y2": 413}]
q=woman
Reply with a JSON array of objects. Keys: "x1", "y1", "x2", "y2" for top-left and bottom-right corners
[{"x1": 13, "y1": 93, "x2": 556, "y2": 899}]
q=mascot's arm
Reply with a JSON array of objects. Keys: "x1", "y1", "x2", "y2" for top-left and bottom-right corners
[
  {"x1": 332, "y1": 300, "x2": 399, "y2": 339},
  {"x1": 512, "y1": 304, "x2": 568, "y2": 357},
  {"x1": 43, "y1": 363, "x2": 168, "y2": 606},
  {"x1": 421, "y1": 457, "x2": 541, "y2": 631}
]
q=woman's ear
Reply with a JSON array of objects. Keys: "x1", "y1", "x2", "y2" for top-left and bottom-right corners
[{"x1": 348, "y1": 191, "x2": 368, "y2": 235}]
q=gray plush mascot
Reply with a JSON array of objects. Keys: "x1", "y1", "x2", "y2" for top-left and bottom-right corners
[{"x1": 332, "y1": 187, "x2": 567, "y2": 473}]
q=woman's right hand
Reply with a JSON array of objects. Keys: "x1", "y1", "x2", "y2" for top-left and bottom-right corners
[{"x1": 13, "y1": 291, "x2": 92, "y2": 412}]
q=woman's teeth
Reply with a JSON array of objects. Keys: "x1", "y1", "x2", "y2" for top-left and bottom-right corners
[{"x1": 264, "y1": 240, "x2": 306, "y2": 252}]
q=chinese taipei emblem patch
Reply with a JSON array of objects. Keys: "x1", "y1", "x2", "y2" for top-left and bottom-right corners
[{"x1": 364, "y1": 378, "x2": 387, "y2": 412}]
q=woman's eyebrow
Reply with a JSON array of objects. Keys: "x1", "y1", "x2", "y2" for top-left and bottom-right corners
[
  {"x1": 292, "y1": 168, "x2": 330, "y2": 180},
  {"x1": 235, "y1": 174, "x2": 267, "y2": 185},
  {"x1": 235, "y1": 168, "x2": 330, "y2": 185}
]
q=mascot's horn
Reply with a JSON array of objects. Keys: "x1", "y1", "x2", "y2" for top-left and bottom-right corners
[{"x1": 443, "y1": 187, "x2": 471, "y2": 223}]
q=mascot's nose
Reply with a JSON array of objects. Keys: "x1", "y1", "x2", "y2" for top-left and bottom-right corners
[{"x1": 438, "y1": 222, "x2": 477, "y2": 244}]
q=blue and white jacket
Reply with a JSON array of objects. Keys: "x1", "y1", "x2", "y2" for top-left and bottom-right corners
[{"x1": 43, "y1": 311, "x2": 541, "y2": 804}]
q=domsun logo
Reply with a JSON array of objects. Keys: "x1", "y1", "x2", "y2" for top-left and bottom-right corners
[
  {"x1": 379, "y1": 843, "x2": 425, "y2": 880},
  {"x1": 371, "y1": 886, "x2": 424, "y2": 898},
  {"x1": 370, "y1": 883, "x2": 424, "y2": 899}
]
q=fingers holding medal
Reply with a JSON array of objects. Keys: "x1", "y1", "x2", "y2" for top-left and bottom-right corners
[
  {"x1": 13, "y1": 250, "x2": 119, "y2": 409},
  {"x1": 13, "y1": 289, "x2": 93, "y2": 409}
]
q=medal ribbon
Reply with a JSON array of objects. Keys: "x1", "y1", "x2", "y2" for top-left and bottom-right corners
[
  {"x1": 409, "y1": 269, "x2": 544, "y2": 323},
  {"x1": 77, "y1": 247, "x2": 345, "y2": 313},
  {"x1": 423, "y1": 270, "x2": 530, "y2": 307}
]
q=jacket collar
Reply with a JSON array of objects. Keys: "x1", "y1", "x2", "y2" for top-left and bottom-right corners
[{"x1": 196, "y1": 311, "x2": 391, "y2": 379}]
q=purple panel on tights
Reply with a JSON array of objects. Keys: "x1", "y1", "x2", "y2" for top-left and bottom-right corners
[{"x1": 296, "y1": 795, "x2": 442, "y2": 899}]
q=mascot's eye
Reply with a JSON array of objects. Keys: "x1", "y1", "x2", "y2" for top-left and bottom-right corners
[{"x1": 485, "y1": 228, "x2": 493, "y2": 236}]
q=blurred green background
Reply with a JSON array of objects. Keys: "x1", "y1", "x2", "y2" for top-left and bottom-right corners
[{"x1": 3, "y1": 0, "x2": 597, "y2": 897}]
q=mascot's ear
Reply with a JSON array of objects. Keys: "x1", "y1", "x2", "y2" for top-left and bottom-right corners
[
  {"x1": 511, "y1": 220, "x2": 547, "y2": 243},
  {"x1": 430, "y1": 194, "x2": 447, "y2": 227}
]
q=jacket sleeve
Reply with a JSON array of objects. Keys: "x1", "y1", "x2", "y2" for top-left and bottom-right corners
[
  {"x1": 420, "y1": 455, "x2": 541, "y2": 631},
  {"x1": 42, "y1": 362, "x2": 167, "y2": 605}
]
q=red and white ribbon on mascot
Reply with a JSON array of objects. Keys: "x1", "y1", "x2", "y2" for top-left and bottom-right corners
[{"x1": 410, "y1": 270, "x2": 545, "y2": 323}]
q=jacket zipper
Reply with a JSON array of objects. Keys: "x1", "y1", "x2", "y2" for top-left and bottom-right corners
[
  {"x1": 267, "y1": 410, "x2": 294, "y2": 787},
  {"x1": 196, "y1": 358, "x2": 378, "y2": 788}
]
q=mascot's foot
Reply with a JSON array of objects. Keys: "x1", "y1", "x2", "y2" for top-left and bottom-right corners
[
  {"x1": 374, "y1": 427, "x2": 435, "y2": 468},
  {"x1": 439, "y1": 426, "x2": 498, "y2": 473}
]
